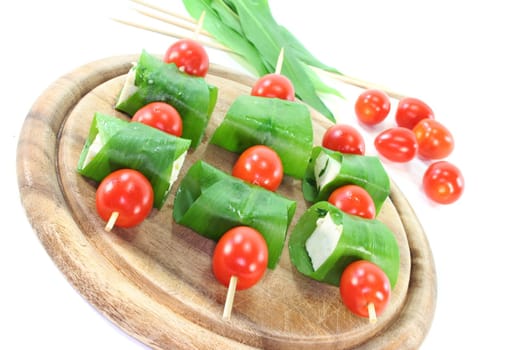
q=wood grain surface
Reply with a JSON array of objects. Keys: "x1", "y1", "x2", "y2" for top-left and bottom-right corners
[{"x1": 16, "y1": 54, "x2": 436, "y2": 349}]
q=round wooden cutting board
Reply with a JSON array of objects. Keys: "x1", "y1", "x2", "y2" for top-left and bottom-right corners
[{"x1": 16, "y1": 54, "x2": 436, "y2": 349}]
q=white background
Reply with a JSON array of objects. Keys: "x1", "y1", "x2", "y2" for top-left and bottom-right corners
[{"x1": 2, "y1": 0, "x2": 524, "y2": 349}]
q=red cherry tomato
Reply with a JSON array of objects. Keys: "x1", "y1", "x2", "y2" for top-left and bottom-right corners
[
  {"x1": 354, "y1": 89, "x2": 391, "y2": 125},
  {"x1": 95, "y1": 169, "x2": 154, "y2": 228},
  {"x1": 131, "y1": 101, "x2": 183, "y2": 137},
  {"x1": 322, "y1": 124, "x2": 365, "y2": 155},
  {"x1": 395, "y1": 97, "x2": 434, "y2": 129},
  {"x1": 232, "y1": 145, "x2": 283, "y2": 191},
  {"x1": 164, "y1": 38, "x2": 209, "y2": 77},
  {"x1": 340, "y1": 260, "x2": 391, "y2": 319},
  {"x1": 212, "y1": 226, "x2": 268, "y2": 290},
  {"x1": 328, "y1": 185, "x2": 376, "y2": 219},
  {"x1": 413, "y1": 118, "x2": 454, "y2": 159},
  {"x1": 374, "y1": 127, "x2": 418, "y2": 163},
  {"x1": 423, "y1": 161, "x2": 464, "y2": 204},
  {"x1": 251, "y1": 73, "x2": 295, "y2": 101}
]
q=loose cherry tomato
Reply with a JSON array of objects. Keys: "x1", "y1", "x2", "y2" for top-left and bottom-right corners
[
  {"x1": 251, "y1": 73, "x2": 295, "y2": 101},
  {"x1": 164, "y1": 38, "x2": 209, "y2": 77},
  {"x1": 374, "y1": 127, "x2": 418, "y2": 163},
  {"x1": 212, "y1": 226, "x2": 268, "y2": 290},
  {"x1": 413, "y1": 118, "x2": 454, "y2": 159},
  {"x1": 395, "y1": 97, "x2": 434, "y2": 129},
  {"x1": 423, "y1": 161, "x2": 464, "y2": 204},
  {"x1": 322, "y1": 124, "x2": 365, "y2": 155},
  {"x1": 354, "y1": 89, "x2": 391, "y2": 126},
  {"x1": 340, "y1": 260, "x2": 391, "y2": 319},
  {"x1": 131, "y1": 101, "x2": 183, "y2": 137},
  {"x1": 232, "y1": 145, "x2": 283, "y2": 191},
  {"x1": 95, "y1": 169, "x2": 154, "y2": 228},
  {"x1": 328, "y1": 185, "x2": 376, "y2": 219}
]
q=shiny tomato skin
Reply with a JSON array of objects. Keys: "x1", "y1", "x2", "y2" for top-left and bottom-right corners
[
  {"x1": 164, "y1": 38, "x2": 209, "y2": 77},
  {"x1": 95, "y1": 169, "x2": 154, "y2": 228},
  {"x1": 395, "y1": 97, "x2": 434, "y2": 129},
  {"x1": 354, "y1": 89, "x2": 391, "y2": 125},
  {"x1": 131, "y1": 101, "x2": 183, "y2": 137},
  {"x1": 232, "y1": 145, "x2": 283, "y2": 191},
  {"x1": 340, "y1": 260, "x2": 391, "y2": 318},
  {"x1": 322, "y1": 124, "x2": 366, "y2": 155},
  {"x1": 413, "y1": 118, "x2": 454, "y2": 159},
  {"x1": 212, "y1": 226, "x2": 268, "y2": 290},
  {"x1": 328, "y1": 185, "x2": 376, "y2": 219},
  {"x1": 374, "y1": 127, "x2": 418, "y2": 163},
  {"x1": 251, "y1": 73, "x2": 295, "y2": 101},
  {"x1": 423, "y1": 161, "x2": 464, "y2": 204}
]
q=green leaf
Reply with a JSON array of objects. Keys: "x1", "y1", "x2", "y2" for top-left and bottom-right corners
[
  {"x1": 182, "y1": 0, "x2": 268, "y2": 76},
  {"x1": 228, "y1": 0, "x2": 336, "y2": 122}
]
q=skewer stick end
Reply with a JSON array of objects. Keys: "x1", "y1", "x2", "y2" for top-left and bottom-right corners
[
  {"x1": 222, "y1": 275, "x2": 238, "y2": 320},
  {"x1": 274, "y1": 48, "x2": 285, "y2": 75},
  {"x1": 367, "y1": 303, "x2": 377, "y2": 324},
  {"x1": 105, "y1": 212, "x2": 119, "y2": 232}
]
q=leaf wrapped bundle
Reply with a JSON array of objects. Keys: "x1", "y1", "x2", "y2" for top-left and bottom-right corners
[
  {"x1": 288, "y1": 201, "x2": 400, "y2": 288},
  {"x1": 303, "y1": 146, "x2": 390, "y2": 214},
  {"x1": 115, "y1": 50, "x2": 218, "y2": 148},
  {"x1": 210, "y1": 95, "x2": 313, "y2": 179},
  {"x1": 173, "y1": 160, "x2": 296, "y2": 269},
  {"x1": 77, "y1": 113, "x2": 191, "y2": 209}
]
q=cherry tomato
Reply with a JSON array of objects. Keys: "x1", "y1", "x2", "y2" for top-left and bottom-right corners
[
  {"x1": 251, "y1": 73, "x2": 295, "y2": 101},
  {"x1": 328, "y1": 185, "x2": 376, "y2": 219},
  {"x1": 340, "y1": 260, "x2": 391, "y2": 319},
  {"x1": 395, "y1": 97, "x2": 434, "y2": 129},
  {"x1": 322, "y1": 124, "x2": 365, "y2": 155},
  {"x1": 232, "y1": 145, "x2": 283, "y2": 191},
  {"x1": 212, "y1": 226, "x2": 268, "y2": 291},
  {"x1": 374, "y1": 127, "x2": 418, "y2": 163},
  {"x1": 354, "y1": 89, "x2": 391, "y2": 126},
  {"x1": 423, "y1": 161, "x2": 464, "y2": 204},
  {"x1": 95, "y1": 169, "x2": 154, "y2": 228},
  {"x1": 413, "y1": 118, "x2": 454, "y2": 159},
  {"x1": 131, "y1": 101, "x2": 183, "y2": 137},
  {"x1": 164, "y1": 38, "x2": 209, "y2": 77}
]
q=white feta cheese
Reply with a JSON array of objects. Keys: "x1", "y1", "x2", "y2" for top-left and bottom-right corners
[
  {"x1": 305, "y1": 212, "x2": 343, "y2": 271},
  {"x1": 168, "y1": 151, "x2": 188, "y2": 188},
  {"x1": 81, "y1": 134, "x2": 104, "y2": 169},
  {"x1": 115, "y1": 65, "x2": 138, "y2": 106},
  {"x1": 314, "y1": 152, "x2": 341, "y2": 191}
]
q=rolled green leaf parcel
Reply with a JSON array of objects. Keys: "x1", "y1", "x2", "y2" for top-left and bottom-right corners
[
  {"x1": 209, "y1": 95, "x2": 313, "y2": 179},
  {"x1": 303, "y1": 146, "x2": 390, "y2": 214},
  {"x1": 173, "y1": 160, "x2": 296, "y2": 269},
  {"x1": 288, "y1": 201, "x2": 400, "y2": 288},
  {"x1": 77, "y1": 112, "x2": 191, "y2": 209},
  {"x1": 115, "y1": 50, "x2": 218, "y2": 148}
]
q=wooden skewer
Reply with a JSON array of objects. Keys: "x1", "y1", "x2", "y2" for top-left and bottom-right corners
[
  {"x1": 118, "y1": 2, "x2": 407, "y2": 100},
  {"x1": 111, "y1": 17, "x2": 235, "y2": 53},
  {"x1": 274, "y1": 48, "x2": 285, "y2": 75},
  {"x1": 222, "y1": 275, "x2": 238, "y2": 320},
  {"x1": 105, "y1": 211, "x2": 119, "y2": 232},
  {"x1": 367, "y1": 303, "x2": 377, "y2": 324}
]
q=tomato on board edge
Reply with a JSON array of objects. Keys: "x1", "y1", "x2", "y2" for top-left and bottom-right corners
[
  {"x1": 423, "y1": 161, "x2": 464, "y2": 204},
  {"x1": 374, "y1": 127, "x2": 418, "y2": 163},
  {"x1": 164, "y1": 38, "x2": 209, "y2": 77},
  {"x1": 322, "y1": 124, "x2": 366, "y2": 155},
  {"x1": 212, "y1": 226, "x2": 269, "y2": 291},
  {"x1": 328, "y1": 185, "x2": 376, "y2": 219},
  {"x1": 413, "y1": 118, "x2": 454, "y2": 160},
  {"x1": 251, "y1": 73, "x2": 295, "y2": 101},
  {"x1": 395, "y1": 97, "x2": 434, "y2": 129},
  {"x1": 95, "y1": 169, "x2": 154, "y2": 228},
  {"x1": 339, "y1": 260, "x2": 391, "y2": 319},
  {"x1": 354, "y1": 89, "x2": 391, "y2": 126},
  {"x1": 131, "y1": 101, "x2": 183, "y2": 137},
  {"x1": 232, "y1": 145, "x2": 284, "y2": 191}
]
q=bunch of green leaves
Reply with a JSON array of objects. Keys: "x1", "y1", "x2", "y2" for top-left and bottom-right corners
[{"x1": 182, "y1": 0, "x2": 342, "y2": 122}]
